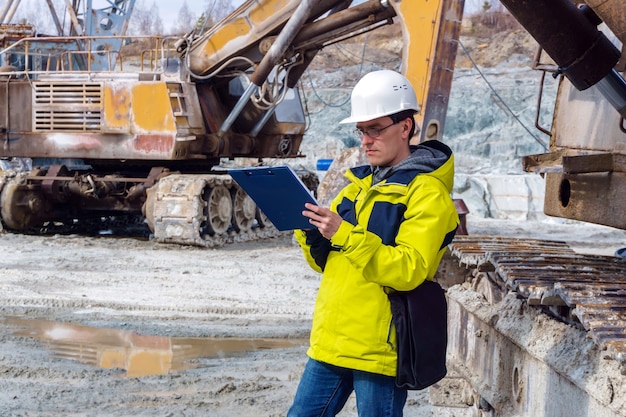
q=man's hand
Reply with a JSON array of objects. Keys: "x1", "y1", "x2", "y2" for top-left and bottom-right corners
[{"x1": 302, "y1": 203, "x2": 342, "y2": 240}]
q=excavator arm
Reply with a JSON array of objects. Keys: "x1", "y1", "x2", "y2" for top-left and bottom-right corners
[
  {"x1": 181, "y1": 0, "x2": 464, "y2": 142},
  {"x1": 395, "y1": 0, "x2": 465, "y2": 142}
]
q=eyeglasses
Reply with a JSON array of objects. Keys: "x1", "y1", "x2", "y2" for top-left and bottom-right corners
[{"x1": 353, "y1": 121, "x2": 396, "y2": 139}]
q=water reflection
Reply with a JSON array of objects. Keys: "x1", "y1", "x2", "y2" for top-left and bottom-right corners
[{"x1": 4, "y1": 317, "x2": 307, "y2": 377}]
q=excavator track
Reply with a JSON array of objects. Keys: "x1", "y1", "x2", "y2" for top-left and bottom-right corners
[
  {"x1": 443, "y1": 236, "x2": 626, "y2": 370},
  {"x1": 0, "y1": 167, "x2": 318, "y2": 246},
  {"x1": 145, "y1": 170, "x2": 319, "y2": 247},
  {"x1": 435, "y1": 235, "x2": 626, "y2": 415},
  {"x1": 145, "y1": 174, "x2": 281, "y2": 247}
]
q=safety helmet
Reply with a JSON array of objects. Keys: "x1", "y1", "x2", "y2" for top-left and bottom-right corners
[{"x1": 340, "y1": 69, "x2": 419, "y2": 124}]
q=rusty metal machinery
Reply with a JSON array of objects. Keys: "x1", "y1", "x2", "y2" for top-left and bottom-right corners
[
  {"x1": 0, "y1": 0, "x2": 464, "y2": 246},
  {"x1": 435, "y1": 236, "x2": 626, "y2": 416},
  {"x1": 500, "y1": 0, "x2": 626, "y2": 231}
]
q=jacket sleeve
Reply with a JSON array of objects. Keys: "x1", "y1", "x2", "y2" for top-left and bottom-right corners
[
  {"x1": 294, "y1": 228, "x2": 333, "y2": 273},
  {"x1": 329, "y1": 177, "x2": 458, "y2": 291}
]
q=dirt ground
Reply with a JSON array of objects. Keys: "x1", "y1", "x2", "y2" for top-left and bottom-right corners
[
  {"x1": 0, "y1": 224, "x2": 430, "y2": 417},
  {"x1": 0, "y1": 216, "x2": 625, "y2": 417}
]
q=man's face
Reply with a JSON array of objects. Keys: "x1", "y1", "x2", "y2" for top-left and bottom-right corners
[{"x1": 356, "y1": 116, "x2": 411, "y2": 167}]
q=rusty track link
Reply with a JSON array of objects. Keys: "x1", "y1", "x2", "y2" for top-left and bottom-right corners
[
  {"x1": 0, "y1": 168, "x2": 318, "y2": 246},
  {"x1": 146, "y1": 174, "x2": 286, "y2": 247},
  {"x1": 447, "y1": 235, "x2": 626, "y2": 373}
]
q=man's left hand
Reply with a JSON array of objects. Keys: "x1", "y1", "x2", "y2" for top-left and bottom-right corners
[{"x1": 302, "y1": 203, "x2": 342, "y2": 240}]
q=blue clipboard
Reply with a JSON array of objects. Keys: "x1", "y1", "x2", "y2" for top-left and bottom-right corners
[{"x1": 229, "y1": 166, "x2": 318, "y2": 231}]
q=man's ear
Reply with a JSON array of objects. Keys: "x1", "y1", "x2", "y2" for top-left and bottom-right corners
[{"x1": 402, "y1": 118, "x2": 413, "y2": 139}]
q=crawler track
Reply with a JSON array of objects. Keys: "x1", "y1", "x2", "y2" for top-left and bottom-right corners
[
  {"x1": 444, "y1": 235, "x2": 626, "y2": 372},
  {"x1": 0, "y1": 168, "x2": 318, "y2": 247},
  {"x1": 145, "y1": 174, "x2": 280, "y2": 247},
  {"x1": 144, "y1": 171, "x2": 319, "y2": 247},
  {"x1": 435, "y1": 235, "x2": 626, "y2": 416}
]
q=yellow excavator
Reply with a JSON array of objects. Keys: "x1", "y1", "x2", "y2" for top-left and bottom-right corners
[{"x1": 0, "y1": 0, "x2": 462, "y2": 246}]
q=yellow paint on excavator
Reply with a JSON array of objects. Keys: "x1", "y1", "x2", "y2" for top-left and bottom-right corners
[
  {"x1": 188, "y1": 0, "x2": 302, "y2": 75},
  {"x1": 103, "y1": 85, "x2": 131, "y2": 131},
  {"x1": 395, "y1": 0, "x2": 442, "y2": 104},
  {"x1": 395, "y1": 0, "x2": 442, "y2": 123},
  {"x1": 130, "y1": 83, "x2": 176, "y2": 132},
  {"x1": 104, "y1": 83, "x2": 176, "y2": 133}
]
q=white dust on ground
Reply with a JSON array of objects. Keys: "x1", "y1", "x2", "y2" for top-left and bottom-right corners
[{"x1": 0, "y1": 217, "x2": 625, "y2": 416}]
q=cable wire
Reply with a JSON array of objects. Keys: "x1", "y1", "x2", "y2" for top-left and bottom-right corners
[
  {"x1": 302, "y1": 31, "x2": 371, "y2": 109},
  {"x1": 458, "y1": 40, "x2": 548, "y2": 150}
]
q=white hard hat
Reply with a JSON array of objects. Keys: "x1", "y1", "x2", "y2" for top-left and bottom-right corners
[{"x1": 340, "y1": 70, "x2": 419, "y2": 124}]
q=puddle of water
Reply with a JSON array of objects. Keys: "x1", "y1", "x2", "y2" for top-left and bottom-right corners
[{"x1": 3, "y1": 317, "x2": 308, "y2": 377}]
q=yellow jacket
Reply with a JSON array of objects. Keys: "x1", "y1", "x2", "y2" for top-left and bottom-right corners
[{"x1": 295, "y1": 140, "x2": 459, "y2": 376}]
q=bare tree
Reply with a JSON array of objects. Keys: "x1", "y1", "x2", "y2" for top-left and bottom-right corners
[
  {"x1": 203, "y1": 0, "x2": 235, "y2": 28},
  {"x1": 171, "y1": 1, "x2": 196, "y2": 35},
  {"x1": 150, "y1": 2, "x2": 164, "y2": 35},
  {"x1": 128, "y1": 2, "x2": 150, "y2": 35},
  {"x1": 128, "y1": 1, "x2": 164, "y2": 35},
  {"x1": 10, "y1": 0, "x2": 64, "y2": 34}
]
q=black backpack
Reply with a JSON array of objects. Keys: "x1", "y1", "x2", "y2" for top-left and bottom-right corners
[{"x1": 387, "y1": 279, "x2": 448, "y2": 390}]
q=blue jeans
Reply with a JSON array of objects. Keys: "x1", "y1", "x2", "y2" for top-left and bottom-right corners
[{"x1": 287, "y1": 358, "x2": 408, "y2": 417}]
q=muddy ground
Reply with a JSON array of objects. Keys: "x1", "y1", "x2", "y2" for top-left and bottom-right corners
[
  {"x1": 0, "y1": 223, "x2": 431, "y2": 417},
  {"x1": 1, "y1": 217, "x2": 625, "y2": 417}
]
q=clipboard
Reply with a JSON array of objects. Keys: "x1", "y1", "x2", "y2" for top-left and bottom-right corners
[{"x1": 229, "y1": 165, "x2": 318, "y2": 231}]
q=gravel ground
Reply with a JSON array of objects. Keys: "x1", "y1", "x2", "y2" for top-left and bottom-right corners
[
  {"x1": 0, "y1": 229, "x2": 433, "y2": 417},
  {"x1": 1, "y1": 217, "x2": 625, "y2": 416}
]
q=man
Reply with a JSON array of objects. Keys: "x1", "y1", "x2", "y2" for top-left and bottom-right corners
[{"x1": 288, "y1": 69, "x2": 459, "y2": 416}]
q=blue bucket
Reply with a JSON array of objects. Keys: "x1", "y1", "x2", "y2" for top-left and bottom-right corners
[{"x1": 316, "y1": 159, "x2": 333, "y2": 171}]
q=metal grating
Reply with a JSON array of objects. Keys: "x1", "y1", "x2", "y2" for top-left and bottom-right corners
[
  {"x1": 32, "y1": 82, "x2": 103, "y2": 132},
  {"x1": 448, "y1": 235, "x2": 626, "y2": 373}
]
